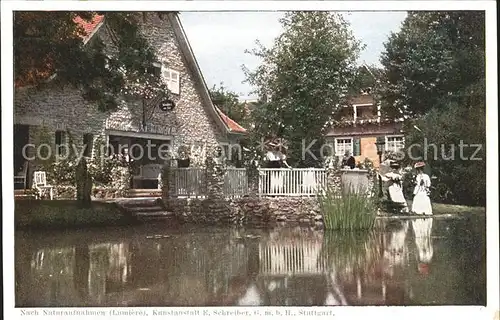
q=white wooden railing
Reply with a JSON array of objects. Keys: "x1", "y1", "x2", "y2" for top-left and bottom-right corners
[
  {"x1": 170, "y1": 167, "x2": 206, "y2": 197},
  {"x1": 169, "y1": 167, "x2": 329, "y2": 198},
  {"x1": 224, "y1": 168, "x2": 249, "y2": 198},
  {"x1": 258, "y1": 168, "x2": 327, "y2": 197}
]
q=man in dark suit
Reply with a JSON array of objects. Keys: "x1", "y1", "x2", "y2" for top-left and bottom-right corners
[{"x1": 342, "y1": 151, "x2": 356, "y2": 169}]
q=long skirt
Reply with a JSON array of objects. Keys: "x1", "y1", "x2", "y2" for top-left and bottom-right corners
[
  {"x1": 388, "y1": 184, "x2": 408, "y2": 205},
  {"x1": 412, "y1": 192, "x2": 432, "y2": 215}
]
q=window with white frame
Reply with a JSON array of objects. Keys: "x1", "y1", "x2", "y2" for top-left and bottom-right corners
[
  {"x1": 162, "y1": 67, "x2": 180, "y2": 95},
  {"x1": 385, "y1": 135, "x2": 405, "y2": 153},
  {"x1": 335, "y1": 138, "x2": 353, "y2": 156}
]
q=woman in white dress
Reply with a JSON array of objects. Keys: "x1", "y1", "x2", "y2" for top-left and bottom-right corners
[
  {"x1": 411, "y1": 162, "x2": 432, "y2": 215},
  {"x1": 379, "y1": 160, "x2": 409, "y2": 213}
]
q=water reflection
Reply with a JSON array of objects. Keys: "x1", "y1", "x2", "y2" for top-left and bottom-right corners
[
  {"x1": 412, "y1": 218, "x2": 434, "y2": 275},
  {"x1": 15, "y1": 216, "x2": 485, "y2": 307}
]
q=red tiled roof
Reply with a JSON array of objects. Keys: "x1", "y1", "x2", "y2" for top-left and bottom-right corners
[
  {"x1": 73, "y1": 14, "x2": 104, "y2": 40},
  {"x1": 215, "y1": 106, "x2": 247, "y2": 134}
]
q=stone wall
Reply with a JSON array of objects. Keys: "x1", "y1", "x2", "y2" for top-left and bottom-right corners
[
  {"x1": 164, "y1": 197, "x2": 324, "y2": 228},
  {"x1": 52, "y1": 185, "x2": 126, "y2": 200}
]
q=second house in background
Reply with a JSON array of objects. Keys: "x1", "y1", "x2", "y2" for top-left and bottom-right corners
[{"x1": 325, "y1": 93, "x2": 405, "y2": 167}]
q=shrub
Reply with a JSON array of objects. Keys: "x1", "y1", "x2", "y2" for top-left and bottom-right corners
[
  {"x1": 404, "y1": 100, "x2": 486, "y2": 206},
  {"x1": 318, "y1": 184, "x2": 377, "y2": 230}
]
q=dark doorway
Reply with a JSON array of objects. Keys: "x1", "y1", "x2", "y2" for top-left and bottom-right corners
[{"x1": 14, "y1": 124, "x2": 30, "y2": 189}]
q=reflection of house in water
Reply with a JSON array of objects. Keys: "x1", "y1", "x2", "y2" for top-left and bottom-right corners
[
  {"x1": 245, "y1": 231, "x2": 333, "y2": 306},
  {"x1": 88, "y1": 243, "x2": 131, "y2": 305},
  {"x1": 26, "y1": 242, "x2": 132, "y2": 306},
  {"x1": 29, "y1": 247, "x2": 77, "y2": 306},
  {"x1": 259, "y1": 238, "x2": 328, "y2": 275},
  {"x1": 21, "y1": 224, "x2": 429, "y2": 307}
]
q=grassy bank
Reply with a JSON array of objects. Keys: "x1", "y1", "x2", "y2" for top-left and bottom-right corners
[
  {"x1": 15, "y1": 200, "x2": 138, "y2": 230},
  {"x1": 406, "y1": 201, "x2": 486, "y2": 215}
]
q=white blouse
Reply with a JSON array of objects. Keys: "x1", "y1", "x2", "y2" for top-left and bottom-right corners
[{"x1": 414, "y1": 173, "x2": 431, "y2": 195}]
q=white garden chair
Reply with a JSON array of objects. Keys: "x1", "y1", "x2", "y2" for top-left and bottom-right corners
[{"x1": 33, "y1": 171, "x2": 54, "y2": 200}]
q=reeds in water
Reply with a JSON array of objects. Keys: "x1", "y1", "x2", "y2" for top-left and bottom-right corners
[{"x1": 318, "y1": 184, "x2": 377, "y2": 230}]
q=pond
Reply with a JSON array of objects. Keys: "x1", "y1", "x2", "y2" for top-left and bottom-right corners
[{"x1": 15, "y1": 214, "x2": 486, "y2": 307}]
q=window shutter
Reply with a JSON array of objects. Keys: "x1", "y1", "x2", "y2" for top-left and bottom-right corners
[
  {"x1": 162, "y1": 66, "x2": 180, "y2": 95},
  {"x1": 354, "y1": 138, "x2": 361, "y2": 156},
  {"x1": 55, "y1": 130, "x2": 66, "y2": 156},
  {"x1": 170, "y1": 70, "x2": 180, "y2": 94},
  {"x1": 83, "y1": 133, "x2": 94, "y2": 158}
]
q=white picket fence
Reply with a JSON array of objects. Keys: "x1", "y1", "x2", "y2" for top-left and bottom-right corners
[
  {"x1": 170, "y1": 167, "x2": 249, "y2": 198},
  {"x1": 258, "y1": 168, "x2": 327, "y2": 196},
  {"x1": 224, "y1": 168, "x2": 249, "y2": 198},
  {"x1": 170, "y1": 167, "x2": 328, "y2": 198},
  {"x1": 170, "y1": 167, "x2": 206, "y2": 197}
]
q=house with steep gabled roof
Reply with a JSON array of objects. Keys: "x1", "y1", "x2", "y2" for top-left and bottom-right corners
[{"x1": 14, "y1": 12, "x2": 246, "y2": 193}]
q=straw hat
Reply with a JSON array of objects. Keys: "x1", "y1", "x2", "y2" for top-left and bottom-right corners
[{"x1": 414, "y1": 161, "x2": 426, "y2": 169}]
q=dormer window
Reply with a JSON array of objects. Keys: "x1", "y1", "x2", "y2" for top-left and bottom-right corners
[{"x1": 161, "y1": 66, "x2": 180, "y2": 95}]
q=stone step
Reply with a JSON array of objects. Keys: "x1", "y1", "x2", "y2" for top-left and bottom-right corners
[
  {"x1": 126, "y1": 189, "x2": 162, "y2": 198},
  {"x1": 15, "y1": 194, "x2": 36, "y2": 200},
  {"x1": 119, "y1": 198, "x2": 161, "y2": 208}
]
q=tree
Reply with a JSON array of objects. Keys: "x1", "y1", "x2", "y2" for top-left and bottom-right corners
[
  {"x1": 209, "y1": 83, "x2": 248, "y2": 127},
  {"x1": 14, "y1": 11, "x2": 170, "y2": 111},
  {"x1": 378, "y1": 11, "x2": 485, "y2": 118},
  {"x1": 379, "y1": 11, "x2": 486, "y2": 206},
  {"x1": 403, "y1": 82, "x2": 486, "y2": 206},
  {"x1": 243, "y1": 12, "x2": 363, "y2": 167},
  {"x1": 350, "y1": 64, "x2": 383, "y2": 95}
]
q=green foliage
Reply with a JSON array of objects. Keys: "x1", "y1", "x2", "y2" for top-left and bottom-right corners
[
  {"x1": 356, "y1": 157, "x2": 375, "y2": 171},
  {"x1": 88, "y1": 136, "x2": 126, "y2": 185},
  {"x1": 243, "y1": 12, "x2": 363, "y2": 167},
  {"x1": 350, "y1": 64, "x2": 383, "y2": 95},
  {"x1": 209, "y1": 83, "x2": 249, "y2": 127},
  {"x1": 318, "y1": 184, "x2": 377, "y2": 230},
  {"x1": 378, "y1": 11, "x2": 485, "y2": 118},
  {"x1": 404, "y1": 88, "x2": 486, "y2": 206},
  {"x1": 379, "y1": 11, "x2": 485, "y2": 206},
  {"x1": 14, "y1": 11, "x2": 170, "y2": 111}
]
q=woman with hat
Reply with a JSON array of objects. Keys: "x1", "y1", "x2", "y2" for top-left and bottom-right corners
[{"x1": 411, "y1": 161, "x2": 432, "y2": 215}]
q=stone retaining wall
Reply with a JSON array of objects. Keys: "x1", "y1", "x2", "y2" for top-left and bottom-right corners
[
  {"x1": 163, "y1": 196, "x2": 324, "y2": 228},
  {"x1": 52, "y1": 185, "x2": 126, "y2": 200}
]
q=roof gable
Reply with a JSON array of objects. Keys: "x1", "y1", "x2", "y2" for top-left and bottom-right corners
[
  {"x1": 165, "y1": 13, "x2": 244, "y2": 136},
  {"x1": 73, "y1": 14, "x2": 105, "y2": 43},
  {"x1": 215, "y1": 106, "x2": 247, "y2": 134}
]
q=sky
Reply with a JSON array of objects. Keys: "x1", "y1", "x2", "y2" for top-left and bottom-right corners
[{"x1": 180, "y1": 11, "x2": 407, "y2": 100}]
